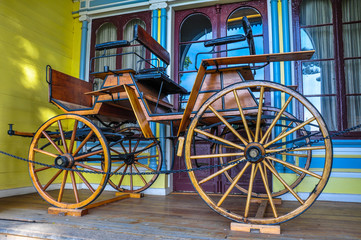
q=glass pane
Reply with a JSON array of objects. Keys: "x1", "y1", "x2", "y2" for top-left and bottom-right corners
[
  {"x1": 180, "y1": 14, "x2": 212, "y2": 42},
  {"x1": 300, "y1": 0, "x2": 332, "y2": 26},
  {"x1": 342, "y1": 0, "x2": 361, "y2": 22},
  {"x1": 122, "y1": 19, "x2": 146, "y2": 69},
  {"x1": 305, "y1": 96, "x2": 337, "y2": 131},
  {"x1": 227, "y1": 36, "x2": 263, "y2": 56},
  {"x1": 95, "y1": 22, "x2": 117, "y2": 72},
  {"x1": 227, "y1": 7, "x2": 262, "y2": 36},
  {"x1": 343, "y1": 23, "x2": 361, "y2": 58},
  {"x1": 301, "y1": 26, "x2": 334, "y2": 59},
  {"x1": 345, "y1": 59, "x2": 361, "y2": 94},
  {"x1": 347, "y1": 96, "x2": 361, "y2": 128},
  {"x1": 302, "y1": 61, "x2": 336, "y2": 95},
  {"x1": 179, "y1": 72, "x2": 197, "y2": 92},
  {"x1": 179, "y1": 43, "x2": 213, "y2": 71}
]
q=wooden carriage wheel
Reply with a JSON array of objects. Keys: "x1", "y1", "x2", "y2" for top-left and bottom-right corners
[
  {"x1": 185, "y1": 81, "x2": 332, "y2": 224},
  {"x1": 107, "y1": 127, "x2": 163, "y2": 193},
  {"x1": 29, "y1": 114, "x2": 111, "y2": 209},
  {"x1": 215, "y1": 107, "x2": 312, "y2": 198}
]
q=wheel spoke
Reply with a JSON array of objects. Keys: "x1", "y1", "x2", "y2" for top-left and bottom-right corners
[
  {"x1": 244, "y1": 163, "x2": 257, "y2": 218},
  {"x1": 110, "y1": 148, "x2": 123, "y2": 155},
  {"x1": 255, "y1": 86, "x2": 265, "y2": 142},
  {"x1": 43, "y1": 169, "x2": 63, "y2": 191},
  {"x1": 258, "y1": 163, "x2": 278, "y2": 218},
  {"x1": 135, "y1": 142, "x2": 157, "y2": 157},
  {"x1": 263, "y1": 160, "x2": 304, "y2": 204},
  {"x1": 75, "y1": 162, "x2": 103, "y2": 173},
  {"x1": 264, "y1": 117, "x2": 316, "y2": 148},
  {"x1": 135, "y1": 162, "x2": 156, "y2": 172},
  {"x1": 135, "y1": 154, "x2": 159, "y2": 161},
  {"x1": 34, "y1": 165, "x2": 53, "y2": 173},
  {"x1": 132, "y1": 139, "x2": 140, "y2": 152},
  {"x1": 73, "y1": 130, "x2": 94, "y2": 156},
  {"x1": 75, "y1": 170, "x2": 95, "y2": 193},
  {"x1": 120, "y1": 142, "x2": 128, "y2": 154},
  {"x1": 208, "y1": 105, "x2": 248, "y2": 145},
  {"x1": 133, "y1": 164, "x2": 147, "y2": 185},
  {"x1": 70, "y1": 171, "x2": 79, "y2": 203},
  {"x1": 194, "y1": 128, "x2": 244, "y2": 151},
  {"x1": 217, "y1": 161, "x2": 251, "y2": 207},
  {"x1": 33, "y1": 148, "x2": 58, "y2": 158},
  {"x1": 266, "y1": 145, "x2": 326, "y2": 153},
  {"x1": 58, "y1": 170, "x2": 68, "y2": 202},
  {"x1": 199, "y1": 157, "x2": 245, "y2": 184},
  {"x1": 110, "y1": 163, "x2": 126, "y2": 176},
  {"x1": 117, "y1": 165, "x2": 128, "y2": 188},
  {"x1": 42, "y1": 131, "x2": 64, "y2": 155},
  {"x1": 190, "y1": 152, "x2": 244, "y2": 160},
  {"x1": 69, "y1": 120, "x2": 78, "y2": 154},
  {"x1": 260, "y1": 96, "x2": 293, "y2": 144},
  {"x1": 233, "y1": 90, "x2": 253, "y2": 142},
  {"x1": 130, "y1": 165, "x2": 133, "y2": 191},
  {"x1": 268, "y1": 156, "x2": 322, "y2": 179},
  {"x1": 74, "y1": 149, "x2": 104, "y2": 161},
  {"x1": 57, "y1": 120, "x2": 69, "y2": 153}
]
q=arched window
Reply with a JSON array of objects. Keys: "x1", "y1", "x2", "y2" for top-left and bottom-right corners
[
  {"x1": 94, "y1": 22, "x2": 117, "y2": 89},
  {"x1": 227, "y1": 7, "x2": 264, "y2": 79},
  {"x1": 179, "y1": 14, "x2": 213, "y2": 93},
  {"x1": 122, "y1": 19, "x2": 146, "y2": 69}
]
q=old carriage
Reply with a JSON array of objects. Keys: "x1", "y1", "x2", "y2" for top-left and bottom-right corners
[{"x1": 12, "y1": 17, "x2": 332, "y2": 225}]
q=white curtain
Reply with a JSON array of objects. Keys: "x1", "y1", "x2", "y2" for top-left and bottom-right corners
[
  {"x1": 300, "y1": 0, "x2": 337, "y2": 130},
  {"x1": 94, "y1": 23, "x2": 117, "y2": 89},
  {"x1": 122, "y1": 19, "x2": 146, "y2": 70},
  {"x1": 342, "y1": 0, "x2": 361, "y2": 128}
]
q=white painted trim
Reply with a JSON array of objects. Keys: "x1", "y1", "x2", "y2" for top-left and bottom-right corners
[
  {"x1": 279, "y1": 192, "x2": 361, "y2": 203},
  {"x1": 0, "y1": 187, "x2": 36, "y2": 198}
]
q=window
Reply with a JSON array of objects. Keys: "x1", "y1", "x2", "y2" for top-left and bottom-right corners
[
  {"x1": 175, "y1": 1, "x2": 268, "y2": 110},
  {"x1": 90, "y1": 11, "x2": 151, "y2": 81},
  {"x1": 294, "y1": 0, "x2": 361, "y2": 135}
]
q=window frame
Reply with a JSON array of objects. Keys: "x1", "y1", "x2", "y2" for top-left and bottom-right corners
[
  {"x1": 89, "y1": 11, "x2": 151, "y2": 76},
  {"x1": 292, "y1": 0, "x2": 361, "y2": 138},
  {"x1": 173, "y1": 0, "x2": 268, "y2": 110}
]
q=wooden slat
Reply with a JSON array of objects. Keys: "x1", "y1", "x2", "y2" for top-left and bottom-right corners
[
  {"x1": 203, "y1": 51, "x2": 315, "y2": 66},
  {"x1": 84, "y1": 85, "x2": 126, "y2": 96},
  {"x1": 50, "y1": 69, "x2": 92, "y2": 107},
  {"x1": 230, "y1": 222, "x2": 281, "y2": 234},
  {"x1": 135, "y1": 25, "x2": 170, "y2": 65},
  {"x1": 90, "y1": 69, "x2": 135, "y2": 79},
  {"x1": 177, "y1": 64, "x2": 207, "y2": 136},
  {"x1": 123, "y1": 85, "x2": 154, "y2": 138}
]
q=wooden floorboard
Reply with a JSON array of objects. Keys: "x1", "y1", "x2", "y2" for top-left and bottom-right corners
[{"x1": 0, "y1": 191, "x2": 360, "y2": 239}]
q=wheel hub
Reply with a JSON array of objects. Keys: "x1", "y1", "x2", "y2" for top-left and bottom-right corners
[
  {"x1": 245, "y1": 143, "x2": 265, "y2": 163},
  {"x1": 123, "y1": 154, "x2": 135, "y2": 165},
  {"x1": 55, "y1": 153, "x2": 74, "y2": 168}
]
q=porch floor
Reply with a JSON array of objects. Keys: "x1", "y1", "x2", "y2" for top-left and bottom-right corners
[{"x1": 0, "y1": 191, "x2": 360, "y2": 239}]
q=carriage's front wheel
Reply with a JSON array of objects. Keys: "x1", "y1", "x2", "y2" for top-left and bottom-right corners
[
  {"x1": 29, "y1": 114, "x2": 111, "y2": 209},
  {"x1": 185, "y1": 81, "x2": 332, "y2": 224}
]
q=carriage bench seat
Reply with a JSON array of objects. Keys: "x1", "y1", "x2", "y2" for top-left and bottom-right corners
[{"x1": 135, "y1": 70, "x2": 187, "y2": 95}]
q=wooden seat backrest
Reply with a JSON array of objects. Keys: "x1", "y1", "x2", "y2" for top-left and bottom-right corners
[
  {"x1": 134, "y1": 24, "x2": 170, "y2": 66},
  {"x1": 49, "y1": 69, "x2": 92, "y2": 107}
]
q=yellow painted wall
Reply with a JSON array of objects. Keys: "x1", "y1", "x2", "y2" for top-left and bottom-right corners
[{"x1": 0, "y1": 0, "x2": 81, "y2": 190}]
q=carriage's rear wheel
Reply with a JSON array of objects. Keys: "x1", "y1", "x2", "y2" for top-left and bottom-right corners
[
  {"x1": 185, "y1": 81, "x2": 332, "y2": 224},
  {"x1": 107, "y1": 127, "x2": 163, "y2": 193},
  {"x1": 29, "y1": 114, "x2": 110, "y2": 209}
]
